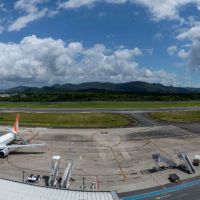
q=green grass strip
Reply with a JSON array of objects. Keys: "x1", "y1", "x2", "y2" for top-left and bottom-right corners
[
  {"x1": 150, "y1": 110, "x2": 200, "y2": 122},
  {"x1": 0, "y1": 112, "x2": 134, "y2": 128},
  {"x1": 0, "y1": 101, "x2": 200, "y2": 109}
]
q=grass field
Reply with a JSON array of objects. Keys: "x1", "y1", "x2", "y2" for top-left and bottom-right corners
[
  {"x1": 0, "y1": 113, "x2": 134, "y2": 128},
  {"x1": 150, "y1": 110, "x2": 200, "y2": 122},
  {"x1": 0, "y1": 101, "x2": 200, "y2": 109}
]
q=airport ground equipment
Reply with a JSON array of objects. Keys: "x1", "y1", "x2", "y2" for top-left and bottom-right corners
[
  {"x1": 193, "y1": 159, "x2": 200, "y2": 166},
  {"x1": 193, "y1": 155, "x2": 200, "y2": 166},
  {"x1": 91, "y1": 182, "x2": 96, "y2": 191},
  {"x1": 26, "y1": 174, "x2": 40, "y2": 184},
  {"x1": 178, "y1": 153, "x2": 195, "y2": 174},
  {"x1": 61, "y1": 160, "x2": 73, "y2": 189},
  {"x1": 48, "y1": 155, "x2": 61, "y2": 187},
  {"x1": 80, "y1": 177, "x2": 86, "y2": 191},
  {"x1": 42, "y1": 176, "x2": 49, "y2": 187},
  {"x1": 168, "y1": 174, "x2": 180, "y2": 183},
  {"x1": 152, "y1": 153, "x2": 177, "y2": 171}
]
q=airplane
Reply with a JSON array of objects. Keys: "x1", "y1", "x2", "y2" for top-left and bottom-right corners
[{"x1": 0, "y1": 114, "x2": 45, "y2": 157}]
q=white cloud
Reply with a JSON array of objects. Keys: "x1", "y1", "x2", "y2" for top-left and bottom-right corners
[
  {"x1": 58, "y1": 0, "x2": 98, "y2": 9},
  {"x1": 153, "y1": 32, "x2": 163, "y2": 41},
  {"x1": 143, "y1": 48, "x2": 154, "y2": 55},
  {"x1": 132, "y1": 0, "x2": 200, "y2": 21},
  {"x1": 167, "y1": 45, "x2": 178, "y2": 55},
  {"x1": 167, "y1": 45, "x2": 189, "y2": 59},
  {"x1": 9, "y1": 8, "x2": 48, "y2": 31},
  {"x1": 1, "y1": 0, "x2": 199, "y2": 33},
  {"x1": 139, "y1": 69, "x2": 177, "y2": 86},
  {"x1": 177, "y1": 23, "x2": 200, "y2": 41},
  {"x1": 132, "y1": 0, "x2": 181, "y2": 21},
  {"x1": 177, "y1": 49, "x2": 189, "y2": 59},
  {"x1": 114, "y1": 48, "x2": 142, "y2": 59},
  {"x1": 0, "y1": 3, "x2": 7, "y2": 12},
  {"x1": 8, "y1": 0, "x2": 49, "y2": 32},
  {"x1": 58, "y1": 0, "x2": 200, "y2": 21},
  {"x1": 0, "y1": 35, "x2": 176, "y2": 88},
  {"x1": 144, "y1": 69, "x2": 153, "y2": 77},
  {"x1": 173, "y1": 19, "x2": 200, "y2": 71},
  {"x1": 188, "y1": 40, "x2": 200, "y2": 70}
]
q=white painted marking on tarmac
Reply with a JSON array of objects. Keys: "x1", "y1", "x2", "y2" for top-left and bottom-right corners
[
  {"x1": 119, "y1": 143, "x2": 131, "y2": 160},
  {"x1": 121, "y1": 150, "x2": 131, "y2": 160},
  {"x1": 155, "y1": 194, "x2": 171, "y2": 199}
]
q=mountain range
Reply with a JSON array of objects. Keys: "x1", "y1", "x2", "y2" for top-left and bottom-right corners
[{"x1": 2, "y1": 81, "x2": 200, "y2": 94}]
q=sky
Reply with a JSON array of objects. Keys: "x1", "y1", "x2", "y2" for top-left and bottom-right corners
[{"x1": 0, "y1": 0, "x2": 200, "y2": 89}]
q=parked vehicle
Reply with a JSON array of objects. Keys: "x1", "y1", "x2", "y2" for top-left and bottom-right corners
[
  {"x1": 26, "y1": 174, "x2": 40, "y2": 184},
  {"x1": 168, "y1": 174, "x2": 180, "y2": 183}
]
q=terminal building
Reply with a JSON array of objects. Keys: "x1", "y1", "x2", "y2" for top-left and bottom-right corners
[{"x1": 0, "y1": 178, "x2": 119, "y2": 200}]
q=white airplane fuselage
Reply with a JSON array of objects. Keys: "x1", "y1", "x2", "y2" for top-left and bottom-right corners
[
  {"x1": 0, "y1": 133, "x2": 15, "y2": 145},
  {"x1": 0, "y1": 133, "x2": 16, "y2": 157}
]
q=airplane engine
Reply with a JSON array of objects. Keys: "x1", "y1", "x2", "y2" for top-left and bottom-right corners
[{"x1": 0, "y1": 149, "x2": 10, "y2": 157}]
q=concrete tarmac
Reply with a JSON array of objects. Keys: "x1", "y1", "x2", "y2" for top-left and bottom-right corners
[
  {"x1": 0, "y1": 106, "x2": 200, "y2": 197},
  {"x1": 0, "y1": 123, "x2": 200, "y2": 193}
]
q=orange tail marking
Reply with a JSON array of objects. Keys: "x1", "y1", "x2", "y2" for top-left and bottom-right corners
[{"x1": 12, "y1": 114, "x2": 20, "y2": 134}]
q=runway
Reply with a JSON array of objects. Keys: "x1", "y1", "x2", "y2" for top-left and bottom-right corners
[{"x1": 0, "y1": 106, "x2": 200, "y2": 114}]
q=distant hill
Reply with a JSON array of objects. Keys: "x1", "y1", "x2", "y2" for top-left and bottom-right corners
[{"x1": 3, "y1": 81, "x2": 200, "y2": 94}]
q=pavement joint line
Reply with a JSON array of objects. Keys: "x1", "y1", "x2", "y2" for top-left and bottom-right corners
[
  {"x1": 28, "y1": 132, "x2": 39, "y2": 141},
  {"x1": 121, "y1": 179, "x2": 200, "y2": 200},
  {"x1": 110, "y1": 147, "x2": 127, "y2": 181}
]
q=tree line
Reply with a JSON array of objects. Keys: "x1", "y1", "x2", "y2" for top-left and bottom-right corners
[{"x1": 1, "y1": 91, "x2": 200, "y2": 102}]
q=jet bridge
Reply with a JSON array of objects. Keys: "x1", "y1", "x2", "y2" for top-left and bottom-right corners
[
  {"x1": 152, "y1": 153, "x2": 177, "y2": 171},
  {"x1": 178, "y1": 153, "x2": 195, "y2": 174}
]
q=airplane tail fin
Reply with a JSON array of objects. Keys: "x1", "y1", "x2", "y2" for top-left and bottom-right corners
[{"x1": 12, "y1": 114, "x2": 20, "y2": 134}]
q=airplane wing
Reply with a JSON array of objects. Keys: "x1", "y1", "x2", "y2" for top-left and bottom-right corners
[{"x1": 5, "y1": 143, "x2": 46, "y2": 149}]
